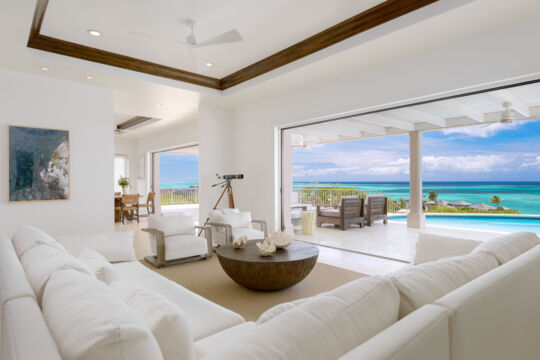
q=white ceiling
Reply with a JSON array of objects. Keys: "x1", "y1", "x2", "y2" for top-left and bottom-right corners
[
  {"x1": 1, "y1": 0, "x2": 540, "y2": 140},
  {"x1": 42, "y1": 0, "x2": 383, "y2": 77}
]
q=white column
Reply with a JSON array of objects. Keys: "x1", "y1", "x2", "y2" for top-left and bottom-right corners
[
  {"x1": 281, "y1": 130, "x2": 293, "y2": 231},
  {"x1": 407, "y1": 131, "x2": 425, "y2": 228}
]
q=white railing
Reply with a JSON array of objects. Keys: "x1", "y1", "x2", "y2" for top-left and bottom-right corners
[
  {"x1": 160, "y1": 187, "x2": 199, "y2": 205},
  {"x1": 295, "y1": 187, "x2": 400, "y2": 213}
]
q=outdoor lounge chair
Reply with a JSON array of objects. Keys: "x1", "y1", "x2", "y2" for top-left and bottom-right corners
[
  {"x1": 365, "y1": 195, "x2": 388, "y2": 226},
  {"x1": 316, "y1": 196, "x2": 365, "y2": 231}
]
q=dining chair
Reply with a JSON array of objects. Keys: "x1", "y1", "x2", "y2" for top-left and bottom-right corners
[
  {"x1": 140, "y1": 192, "x2": 156, "y2": 216},
  {"x1": 121, "y1": 194, "x2": 140, "y2": 223}
]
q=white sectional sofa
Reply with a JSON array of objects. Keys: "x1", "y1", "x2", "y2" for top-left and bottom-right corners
[{"x1": 1, "y1": 225, "x2": 539, "y2": 360}]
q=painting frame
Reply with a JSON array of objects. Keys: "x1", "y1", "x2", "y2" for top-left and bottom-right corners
[{"x1": 8, "y1": 125, "x2": 71, "y2": 202}]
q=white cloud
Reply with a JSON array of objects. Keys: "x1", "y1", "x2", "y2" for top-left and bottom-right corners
[
  {"x1": 423, "y1": 154, "x2": 512, "y2": 173},
  {"x1": 440, "y1": 122, "x2": 521, "y2": 138},
  {"x1": 521, "y1": 156, "x2": 540, "y2": 169}
]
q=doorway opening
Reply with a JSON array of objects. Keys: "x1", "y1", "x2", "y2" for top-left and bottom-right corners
[{"x1": 152, "y1": 145, "x2": 199, "y2": 221}]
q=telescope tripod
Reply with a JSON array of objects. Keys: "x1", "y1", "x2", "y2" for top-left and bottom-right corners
[{"x1": 199, "y1": 179, "x2": 235, "y2": 235}]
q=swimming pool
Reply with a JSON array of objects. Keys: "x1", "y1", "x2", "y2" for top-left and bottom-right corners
[{"x1": 389, "y1": 214, "x2": 540, "y2": 234}]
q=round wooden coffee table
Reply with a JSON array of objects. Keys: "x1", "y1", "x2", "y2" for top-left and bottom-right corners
[{"x1": 216, "y1": 241, "x2": 319, "y2": 291}]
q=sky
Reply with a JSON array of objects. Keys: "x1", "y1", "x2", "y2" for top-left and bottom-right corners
[
  {"x1": 158, "y1": 120, "x2": 540, "y2": 184},
  {"x1": 159, "y1": 152, "x2": 199, "y2": 184},
  {"x1": 293, "y1": 120, "x2": 540, "y2": 182}
]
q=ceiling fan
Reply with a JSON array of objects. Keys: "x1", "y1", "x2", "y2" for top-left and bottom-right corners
[
  {"x1": 481, "y1": 101, "x2": 523, "y2": 127},
  {"x1": 130, "y1": 19, "x2": 243, "y2": 73}
]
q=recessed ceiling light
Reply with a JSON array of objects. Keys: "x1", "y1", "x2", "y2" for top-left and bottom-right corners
[
  {"x1": 40, "y1": 67, "x2": 49, "y2": 71},
  {"x1": 154, "y1": 103, "x2": 162, "y2": 107},
  {"x1": 87, "y1": 29, "x2": 101, "y2": 37},
  {"x1": 205, "y1": 62, "x2": 213, "y2": 68},
  {"x1": 85, "y1": 75, "x2": 93, "y2": 80}
]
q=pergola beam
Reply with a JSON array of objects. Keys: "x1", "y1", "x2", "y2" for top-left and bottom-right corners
[
  {"x1": 491, "y1": 89, "x2": 531, "y2": 117},
  {"x1": 334, "y1": 119, "x2": 387, "y2": 135},
  {"x1": 362, "y1": 113, "x2": 416, "y2": 131},
  {"x1": 387, "y1": 107, "x2": 447, "y2": 127},
  {"x1": 439, "y1": 99, "x2": 485, "y2": 122}
]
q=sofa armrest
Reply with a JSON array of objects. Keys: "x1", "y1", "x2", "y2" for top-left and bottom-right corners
[
  {"x1": 195, "y1": 226, "x2": 213, "y2": 258},
  {"x1": 251, "y1": 220, "x2": 267, "y2": 237},
  {"x1": 142, "y1": 228, "x2": 166, "y2": 267},
  {"x1": 339, "y1": 305, "x2": 450, "y2": 360},
  {"x1": 207, "y1": 222, "x2": 233, "y2": 244},
  {"x1": 414, "y1": 233, "x2": 482, "y2": 265}
]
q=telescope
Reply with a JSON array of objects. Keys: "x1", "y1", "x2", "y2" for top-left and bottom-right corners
[{"x1": 216, "y1": 174, "x2": 244, "y2": 180}]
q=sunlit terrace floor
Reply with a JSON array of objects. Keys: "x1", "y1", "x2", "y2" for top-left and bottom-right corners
[{"x1": 116, "y1": 216, "x2": 504, "y2": 276}]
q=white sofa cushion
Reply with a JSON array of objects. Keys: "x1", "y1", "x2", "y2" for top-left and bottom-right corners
[
  {"x1": 20, "y1": 245, "x2": 95, "y2": 305},
  {"x1": 0, "y1": 234, "x2": 35, "y2": 304},
  {"x1": 112, "y1": 261, "x2": 245, "y2": 340},
  {"x1": 148, "y1": 213, "x2": 196, "y2": 236},
  {"x1": 231, "y1": 228, "x2": 264, "y2": 242},
  {"x1": 339, "y1": 305, "x2": 451, "y2": 360},
  {"x1": 2, "y1": 297, "x2": 62, "y2": 360},
  {"x1": 204, "y1": 276, "x2": 400, "y2": 360},
  {"x1": 257, "y1": 297, "x2": 310, "y2": 325},
  {"x1": 388, "y1": 253, "x2": 498, "y2": 318},
  {"x1": 436, "y1": 244, "x2": 540, "y2": 360},
  {"x1": 214, "y1": 212, "x2": 252, "y2": 229},
  {"x1": 150, "y1": 234, "x2": 208, "y2": 260},
  {"x1": 110, "y1": 282, "x2": 195, "y2": 360},
  {"x1": 78, "y1": 248, "x2": 120, "y2": 284},
  {"x1": 57, "y1": 231, "x2": 137, "y2": 262},
  {"x1": 42, "y1": 270, "x2": 163, "y2": 360},
  {"x1": 471, "y1": 231, "x2": 540, "y2": 264},
  {"x1": 195, "y1": 322, "x2": 256, "y2": 359},
  {"x1": 414, "y1": 233, "x2": 482, "y2": 264},
  {"x1": 12, "y1": 225, "x2": 66, "y2": 258}
]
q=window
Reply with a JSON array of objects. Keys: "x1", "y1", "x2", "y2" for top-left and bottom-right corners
[{"x1": 114, "y1": 155, "x2": 128, "y2": 193}]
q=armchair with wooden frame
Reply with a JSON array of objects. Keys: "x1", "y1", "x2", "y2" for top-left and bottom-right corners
[
  {"x1": 207, "y1": 209, "x2": 267, "y2": 246},
  {"x1": 142, "y1": 213, "x2": 212, "y2": 268},
  {"x1": 316, "y1": 196, "x2": 365, "y2": 231},
  {"x1": 365, "y1": 195, "x2": 388, "y2": 226}
]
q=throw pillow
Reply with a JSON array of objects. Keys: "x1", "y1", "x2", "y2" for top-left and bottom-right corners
[
  {"x1": 472, "y1": 231, "x2": 540, "y2": 264},
  {"x1": 12, "y1": 225, "x2": 67, "y2": 258}
]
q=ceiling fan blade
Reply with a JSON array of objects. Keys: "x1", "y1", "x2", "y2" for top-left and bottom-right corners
[
  {"x1": 129, "y1": 30, "x2": 186, "y2": 45},
  {"x1": 188, "y1": 48, "x2": 208, "y2": 74},
  {"x1": 193, "y1": 29, "x2": 243, "y2": 48}
]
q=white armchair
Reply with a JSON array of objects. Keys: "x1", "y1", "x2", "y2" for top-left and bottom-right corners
[
  {"x1": 142, "y1": 213, "x2": 212, "y2": 268},
  {"x1": 207, "y1": 209, "x2": 267, "y2": 246}
]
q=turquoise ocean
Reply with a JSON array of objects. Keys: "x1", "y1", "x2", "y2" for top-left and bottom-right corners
[
  {"x1": 161, "y1": 181, "x2": 540, "y2": 214},
  {"x1": 293, "y1": 182, "x2": 540, "y2": 215}
]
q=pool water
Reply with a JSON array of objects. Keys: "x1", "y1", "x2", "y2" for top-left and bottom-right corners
[{"x1": 390, "y1": 214, "x2": 540, "y2": 234}]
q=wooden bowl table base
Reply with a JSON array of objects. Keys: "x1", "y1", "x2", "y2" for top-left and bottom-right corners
[{"x1": 216, "y1": 241, "x2": 319, "y2": 291}]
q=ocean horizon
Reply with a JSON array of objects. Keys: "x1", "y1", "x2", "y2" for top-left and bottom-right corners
[{"x1": 160, "y1": 181, "x2": 540, "y2": 214}]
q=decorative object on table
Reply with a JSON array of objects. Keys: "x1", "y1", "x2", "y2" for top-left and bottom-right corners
[
  {"x1": 137, "y1": 156, "x2": 145, "y2": 179},
  {"x1": 8, "y1": 125, "x2": 70, "y2": 202},
  {"x1": 256, "y1": 238, "x2": 276, "y2": 256},
  {"x1": 233, "y1": 235, "x2": 247, "y2": 249},
  {"x1": 269, "y1": 231, "x2": 293, "y2": 248},
  {"x1": 118, "y1": 176, "x2": 130, "y2": 194}
]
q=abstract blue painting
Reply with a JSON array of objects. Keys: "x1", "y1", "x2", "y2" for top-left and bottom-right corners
[{"x1": 9, "y1": 126, "x2": 70, "y2": 201}]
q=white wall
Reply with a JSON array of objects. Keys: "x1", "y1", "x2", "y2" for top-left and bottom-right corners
[
  {"x1": 0, "y1": 69, "x2": 114, "y2": 235},
  {"x1": 230, "y1": 15, "x2": 540, "y2": 230},
  {"x1": 198, "y1": 106, "x2": 234, "y2": 224}
]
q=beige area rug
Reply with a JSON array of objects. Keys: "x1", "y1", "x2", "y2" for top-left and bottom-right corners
[{"x1": 141, "y1": 256, "x2": 365, "y2": 321}]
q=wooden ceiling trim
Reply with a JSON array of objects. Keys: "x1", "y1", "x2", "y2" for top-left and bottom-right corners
[
  {"x1": 27, "y1": 35, "x2": 222, "y2": 89},
  {"x1": 28, "y1": 0, "x2": 438, "y2": 91}
]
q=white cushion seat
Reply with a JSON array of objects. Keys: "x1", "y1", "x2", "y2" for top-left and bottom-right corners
[
  {"x1": 204, "y1": 276, "x2": 400, "y2": 360},
  {"x1": 471, "y1": 231, "x2": 540, "y2": 264},
  {"x1": 112, "y1": 261, "x2": 245, "y2": 340},
  {"x1": 231, "y1": 228, "x2": 265, "y2": 242},
  {"x1": 151, "y1": 234, "x2": 209, "y2": 261}
]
